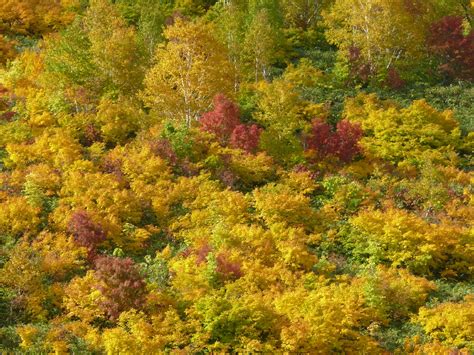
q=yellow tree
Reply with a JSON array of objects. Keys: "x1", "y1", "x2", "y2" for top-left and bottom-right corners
[
  {"x1": 0, "y1": 0, "x2": 78, "y2": 36},
  {"x1": 281, "y1": 0, "x2": 323, "y2": 32},
  {"x1": 84, "y1": 0, "x2": 145, "y2": 96},
  {"x1": 0, "y1": 232, "x2": 86, "y2": 322},
  {"x1": 274, "y1": 281, "x2": 380, "y2": 352},
  {"x1": 344, "y1": 94, "x2": 461, "y2": 164},
  {"x1": 347, "y1": 207, "x2": 474, "y2": 277},
  {"x1": 242, "y1": 9, "x2": 279, "y2": 82},
  {"x1": 253, "y1": 77, "x2": 323, "y2": 164},
  {"x1": 141, "y1": 18, "x2": 235, "y2": 126},
  {"x1": 359, "y1": 266, "x2": 436, "y2": 322},
  {"x1": 323, "y1": 0, "x2": 437, "y2": 78},
  {"x1": 44, "y1": 0, "x2": 146, "y2": 104},
  {"x1": 254, "y1": 79, "x2": 308, "y2": 136},
  {"x1": 414, "y1": 295, "x2": 474, "y2": 351}
]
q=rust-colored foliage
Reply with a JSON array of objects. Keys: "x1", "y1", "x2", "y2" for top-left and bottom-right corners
[
  {"x1": 150, "y1": 139, "x2": 179, "y2": 167},
  {"x1": 200, "y1": 94, "x2": 263, "y2": 153},
  {"x1": 94, "y1": 256, "x2": 147, "y2": 320},
  {"x1": 200, "y1": 94, "x2": 240, "y2": 144},
  {"x1": 306, "y1": 118, "x2": 363, "y2": 162},
  {"x1": 428, "y1": 16, "x2": 474, "y2": 81},
  {"x1": 230, "y1": 124, "x2": 262, "y2": 154},
  {"x1": 216, "y1": 252, "x2": 243, "y2": 280},
  {"x1": 68, "y1": 210, "x2": 106, "y2": 260},
  {"x1": 385, "y1": 68, "x2": 406, "y2": 90}
]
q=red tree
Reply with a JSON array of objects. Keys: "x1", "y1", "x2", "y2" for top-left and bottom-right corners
[
  {"x1": 150, "y1": 138, "x2": 178, "y2": 167},
  {"x1": 94, "y1": 256, "x2": 147, "y2": 320},
  {"x1": 348, "y1": 46, "x2": 372, "y2": 83},
  {"x1": 230, "y1": 124, "x2": 262, "y2": 153},
  {"x1": 306, "y1": 119, "x2": 362, "y2": 163},
  {"x1": 428, "y1": 16, "x2": 474, "y2": 81},
  {"x1": 195, "y1": 243, "x2": 213, "y2": 265},
  {"x1": 333, "y1": 120, "x2": 363, "y2": 162},
  {"x1": 200, "y1": 94, "x2": 262, "y2": 154},
  {"x1": 307, "y1": 118, "x2": 333, "y2": 153},
  {"x1": 68, "y1": 210, "x2": 106, "y2": 260},
  {"x1": 199, "y1": 94, "x2": 240, "y2": 144}
]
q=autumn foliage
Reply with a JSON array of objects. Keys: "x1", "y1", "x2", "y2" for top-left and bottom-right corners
[
  {"x1": 0, "y1": 0, "x2": 473, "y2": 353},
  {"x1": 68, "y1": 210, "x2": 106, "y2": 249},
  {"x1": 94, "y1": 256, "x2": 147, "y2": 320},
  {"x1": 200, "y1": 94, "x2": 262, "y2": 153},
  {"x1": 428, "y1": 16, "x2": 474, "y2": 81},
  {"x1": 199, "y1": 94, "x2": 241, "y2": 144},
  {"x1": 306, "y1": 118, "x2": 363, "y2": 162},
  {"x1": 230, "y1": 123, "x2": 262, "y2": 153}
]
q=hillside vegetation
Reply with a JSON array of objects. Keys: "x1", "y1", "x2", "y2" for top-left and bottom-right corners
[{"x1": 0, "y1": 0, "x2": 473, "y2": 353}]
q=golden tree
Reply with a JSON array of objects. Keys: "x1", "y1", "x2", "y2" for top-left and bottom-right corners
[{"x1": 141, "y1": 18, "x2": 235, "y2": 126}]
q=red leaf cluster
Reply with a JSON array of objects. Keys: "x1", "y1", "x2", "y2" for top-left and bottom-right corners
[
  {"x1": 83, "y1": 124, "x2": 102, "y2": 146},
  {"x1": 200, "y1": 94, "x2": 240, "y2": 144},
  {"x1": 94, "y1": 256, "x2": 147, "y2": 320},
  {"x1": 348, "y1": 46, "x2": 372, "y2": 83},
  {"x1": 150, "y1": 138, "x2": 178, "y2": 166},
  {"x1": 216, "y1": 252, "x2": 243, "y2": 280},
  {"x1": 292, "y1": 164, "x2": 321, "y2": 180},
  {"x1": 68, "y1": 210, "x2": 106, "y2": 258},
  {"x1": 193, "y1": 244, "x2": 242, "y2": 280},
  {"x1": 195, "y1": 243, "x2": 212, "y2": 265},
  {"x1": 100, "y1": 155, "x2": 127, "y2": 184},
  {"x1": 200, "y1": 94, "x2": 262, "y2": 153},
  {"x1": 428, "y1": 16, "x2": 474, "y2": 81},
  {"x1": 230, "y1": 124, "x2": 262, "y2": 153},
  {"x1": 306, "y1": 119, "x2": 363, "y2": 162},
  {"x1": 386, "y1": 68, "x2": 406, "y2": 90}
]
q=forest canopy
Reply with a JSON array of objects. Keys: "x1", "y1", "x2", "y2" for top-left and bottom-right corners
[{"x1": 0, "y1": 0, "x2": 473, "y2": 353}]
